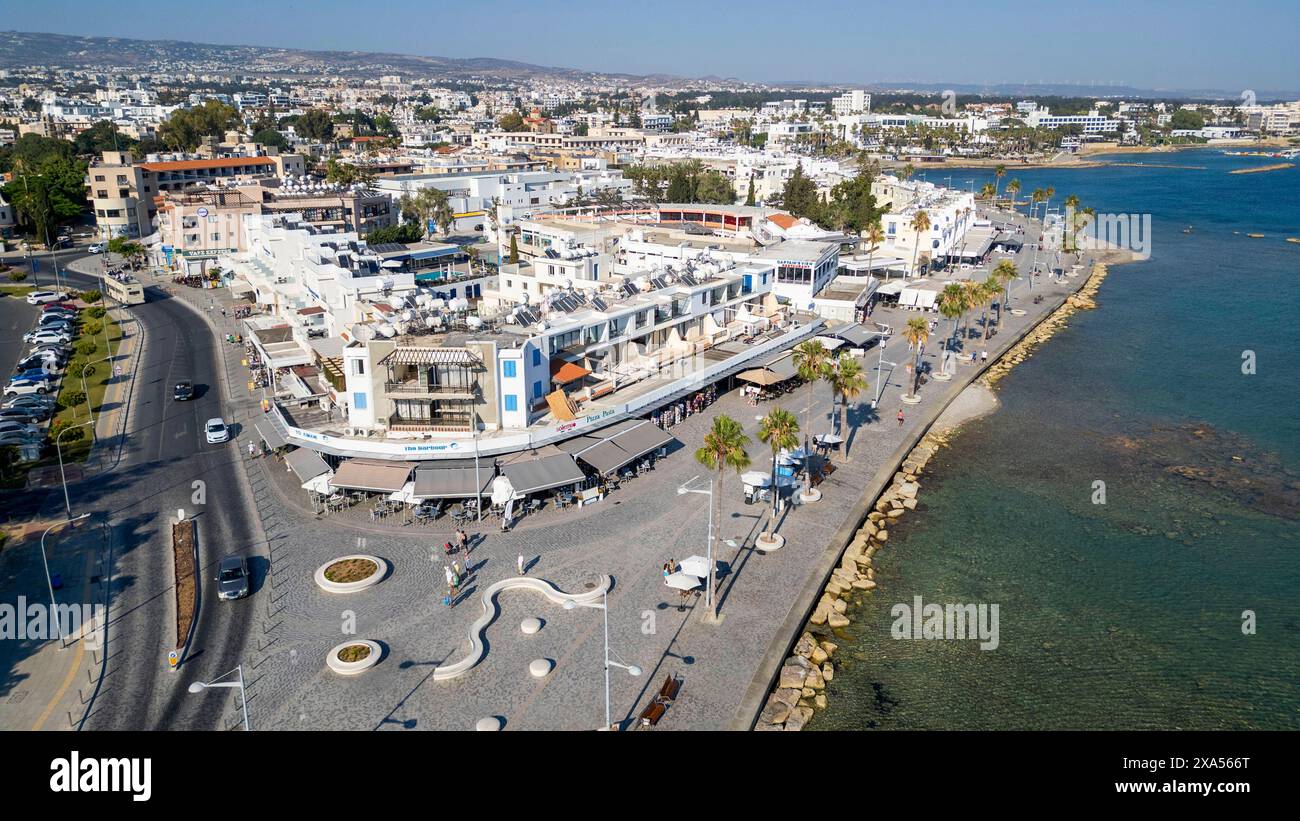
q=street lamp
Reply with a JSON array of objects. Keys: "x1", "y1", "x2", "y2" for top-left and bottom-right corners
[
  {"x1": 79, "y1": 361, "x2": 99, "y2": 426},
  {"x1": 563, "y1": 590, "x2": 641, "y2": 731},
  {"x1": 41, "y1": 513, "x2": 91, "y2": 647},
  {"x1": 677, "y1": 475, "x2": 716, "y2": 618},
  {"x1": 187, "y1": 665, "x2": 251, "y2": 731},
  {"x1": 55, "y1": 420, "x2": 94, "y2": 520}
]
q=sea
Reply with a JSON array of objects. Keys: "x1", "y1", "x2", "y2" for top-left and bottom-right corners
[{"x1": 813, "y1": 149, "x2": 1300, "y2": 730}]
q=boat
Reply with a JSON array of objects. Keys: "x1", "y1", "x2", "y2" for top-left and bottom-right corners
[{"x1": 1182, "y1": 226, "x2": 1193, "y2": 234}]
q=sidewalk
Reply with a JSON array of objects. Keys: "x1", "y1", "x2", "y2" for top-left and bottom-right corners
[{"x1": 0, "y1": 516, "x2": 109, "y2": 730}]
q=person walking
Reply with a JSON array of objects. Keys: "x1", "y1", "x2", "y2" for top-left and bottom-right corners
[
  {"x1": 517, "y1": 554, "x2": 526, "y2": 576},
  {"x1": 456, "y1": 528, "x2": 468, "y2": 554},
  {"x1": 248, "y1": 441, "x2": 258, "y2": 458},
  {"x1": 452, "y1": 560, "x2": 461, "y2": 580},
  {"x1": 897, "y1": 409, "x2": 905, "y2": 427}
]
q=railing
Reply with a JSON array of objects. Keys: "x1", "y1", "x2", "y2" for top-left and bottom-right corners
[{"x1": 384, "y1": 381, "x2": 475, "y2": 397}]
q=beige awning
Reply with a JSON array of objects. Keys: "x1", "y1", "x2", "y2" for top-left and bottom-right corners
[
  {"x1": 736, "y1": 368, "x2": 781, "y2": 386},
  {"x1": 330, "y1": 458, "x2": 415, "y2": 493}
]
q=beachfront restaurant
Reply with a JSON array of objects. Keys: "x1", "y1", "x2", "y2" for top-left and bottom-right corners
[{"x1": 560, "y1": 419, "x2": 678, "y2": 479}]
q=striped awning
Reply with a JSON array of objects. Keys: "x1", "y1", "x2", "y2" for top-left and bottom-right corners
[{"x1": 412, "y1": 459, "x2": 495, "y2": 498}]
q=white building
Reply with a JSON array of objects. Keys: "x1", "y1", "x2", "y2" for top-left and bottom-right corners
[{"x1": 832, "y1": 90, "x2": 871, "y2": 116}]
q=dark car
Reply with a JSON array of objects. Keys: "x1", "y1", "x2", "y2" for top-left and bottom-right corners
[
  {"x1": 216, "y1": 555, "x2": 250, "y2": 601},
  {"x1": 173, "y1": 380, "x2": 194, "y2": 401}
]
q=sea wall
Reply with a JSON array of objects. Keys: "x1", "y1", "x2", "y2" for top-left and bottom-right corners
[{"x1": 751, "y1": 262, "x2": 1113, "y2": 731}]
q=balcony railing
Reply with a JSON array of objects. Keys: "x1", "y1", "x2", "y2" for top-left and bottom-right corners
[
  {"x1": 383, "y1": 380, "x2": 476, "y2": 398},
  {"x1": 387, "y1": 412, "x2": 473, "y2": 432}
]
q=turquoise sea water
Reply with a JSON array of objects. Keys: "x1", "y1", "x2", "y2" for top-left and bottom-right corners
[{"x1": 814, "y1": 150, "x2": 1300, "y2": 730}]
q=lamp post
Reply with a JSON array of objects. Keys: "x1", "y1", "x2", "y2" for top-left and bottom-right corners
[
  {"x1": 677, "y1": 475, "x2": 715, "y2": 616},
  {"x1": 41, "y1": 513, "x2": 91, "y2": 647},
  {"x1": 80, "y1": 361, "x2": 99, "y2": 425},
  {"x1": 564, "y1": 589, "x2": 641, "y2": 731},
  {"x1": 55, "y1": 420, "x2": 94, "y2": 520},
  {"x1": 187, "y1": 665, "x2": 250, "y2": 730}
]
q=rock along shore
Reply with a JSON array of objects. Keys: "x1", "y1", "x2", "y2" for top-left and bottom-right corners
[{"x1": 755, "y1": 262, "x2": 1113, "y2": 731}]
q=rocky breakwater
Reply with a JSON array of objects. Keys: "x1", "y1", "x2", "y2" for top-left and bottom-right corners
[
  {"x1": 756, "y1": 440, "x2": 940, "y2": 730},
  {"x1": 980, "y1": 262, "x2": 1109, "y2": 389}
]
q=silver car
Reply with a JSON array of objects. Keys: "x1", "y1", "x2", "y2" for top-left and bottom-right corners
[{"x1": 216, "y1": 556, "x2": 250, "y2": 601}]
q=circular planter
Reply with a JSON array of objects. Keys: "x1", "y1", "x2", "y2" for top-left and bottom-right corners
[
  {"x1": 528, "y1": 658, "x2": 553, "y2": 678},
  {"x1": 521, "y1": 617, "x2": 542, "y2": 635},
  {"x1": 475, "y1": 716, "x2": 503, "y2": 731},
  {"x1": 755, "y1": 533, "x2": 786, "y2": 552},
  {"x1": 314, "y1": 555, "x2": 387, "y2": 593},
  {"x1": 326, "y1": 640, "x2": 381, "y2": 675},
  {"x1": 798, "y1": 488, "x2": 822, "y2": 503}
]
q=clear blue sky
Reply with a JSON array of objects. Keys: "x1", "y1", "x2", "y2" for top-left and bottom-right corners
[{"x1": 9, "y1": 0, "x2": 1299, "y2": 92}]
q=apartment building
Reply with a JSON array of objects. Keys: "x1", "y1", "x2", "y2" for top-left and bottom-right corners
[{"x1": 831, "y1": 90, "x2": 871, "y2": 116}]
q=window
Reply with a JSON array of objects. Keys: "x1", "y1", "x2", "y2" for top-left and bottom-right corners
[
  {"x1": 531, "y1": 348, "x2": 541, "y2": 367},
  {"x1": 532, "y1": 380, "x2": 542, "y2": 398},
  {"x1": 504, "y1": 394, "x2": 518, "y2": 412},
  {"x1": 352, "y1": 359, "x2": 365, "y2": 376},
  {"x1": 353, "y1": 392, "x2": 368, "y2": 410},
  {"x1": 503, "y1": 360, "x2": 517, "y2": 378},
  {"x1": 96, "y1": 190, "x2": 108, "y2": 199}
]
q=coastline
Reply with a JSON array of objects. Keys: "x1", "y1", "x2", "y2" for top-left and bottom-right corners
[
  {"x1": 749, "y1": 256, "x2": 1131, "y2": 730},
  {"x1": 922, "y1": 137, "x2": 1296, "y2": 170}
]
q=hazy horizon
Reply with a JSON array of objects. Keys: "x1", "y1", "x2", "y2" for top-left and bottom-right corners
[{"x1": 6, "y1": 0, "x2": 1300, "y2": 94}]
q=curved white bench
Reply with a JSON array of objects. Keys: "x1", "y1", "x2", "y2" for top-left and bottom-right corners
[{"x1": 433, "y1": 575, "x2": 611, "y2": 681}]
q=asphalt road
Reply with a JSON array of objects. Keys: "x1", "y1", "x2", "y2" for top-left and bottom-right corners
[
  {"x1": 23, "y1": 259, "x2": 266, "y2": 730},
  {"x1": 0, "y1": 290, "x2": 39, "y2": 382}
]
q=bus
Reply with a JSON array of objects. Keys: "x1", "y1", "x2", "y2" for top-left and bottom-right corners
[{"x1": 103, "y1": 273, "x2": 146, "y2": 306}]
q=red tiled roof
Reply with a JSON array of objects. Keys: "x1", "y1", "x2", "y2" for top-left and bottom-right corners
[
  {"x1": 550, "y1": 361, "x2": 590, "y2": 384},
  {"x1": 767, "y1": 213, "x2": 799, "y2": 230},
  {"x1": 296, "y1": 306, "x2": 326, "y2": 315}
]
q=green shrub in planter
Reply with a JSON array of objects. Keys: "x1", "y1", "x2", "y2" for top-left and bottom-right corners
[
  {"x1": 86, "y1": 306, "x2": 107, "y2": 319},
  {"x1": 49, "y1": 420, "x2": 85, "y2": 442},
  {"x1": 83, "y1": 320, "x2": 103, "y2": 336},
  {"x1": 80, "y1": 290, "x2": 102, "y2": 304},
  {"x1": 69, "y1": 360, "x2": 91, "y2": 378},
  {"x1": 59, "y1": 390, "x2": 87, "y2": 410},
  {"x1": 75, "y1": 339, "x2": 97, "y2": 357},
  {"x1": 8, "y1": 270, "x2": 27, "y2": 283}
]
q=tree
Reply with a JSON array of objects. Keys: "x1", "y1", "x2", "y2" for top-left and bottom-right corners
[
  {"x1": 993, "y1": 164, "x2": 1007, "y2": 203},
  {"x1": 693, "y1": 170, "x2": 735, "y2": 204},
  {"x1": 863, "y1": 221, "x2": 885, "y2": 279},
  {"x1": 365, "y1": 222, "x2": 423, "y2": 244},
  {"x1": 903, "y1": 316, "x2": 930, "y2": 400},
  {"x1": 757, "y1": 407, "x2": 799, "y2": 539},
  {"x1": 252, "y1": 129, "x2": 289, "y2": 150},
  {"x1": 3, "y1": 155, "x2": 87, "y2": 242},
  {"x1": 1005, "y1": 178, "x2": 1021, "y2": 208},
  {"x1": 826, "y1": 354, "x2": 867, "y2": 459},
  {"x1": 158, "y1": 100, "x2": 240, "y2": 151},
  {"x1": 295, "y1": 108, "x2": 336, "y2": 142},
  {"x1": 498, "y1": 110, "x2": 526, "y2": 132},
  {"x1": 1169, "y1": 109, "x2": 1205, "y2": 131},
  {"x1": 979, "y1": 182, "x2": 996, "y2": 200},
  {"x1": 991, "y1": 259, "x2": 1019, "y2": 318},
  {"x1": 828, "y1": 168, "x2": 878, "y2": 233},
  {"x1": 1063, "y1": 193, "x2": 1081, "y2": 250},
  {"x1": 694, "y1": 415, "x2": 751, "y2": 620},
  {"x1": 908, "y1": 210, "x2": 931, "y2": 277},
  {"x1": 780, "y1": 162, "x2": 818, "y2": 220},
  {"x1": 792, "y1": 339, "x2": 832, "y2": 475},
  {"x1": 508, "y1": 233, "x2": 520, "y2": 264},
  {"x1": 744, "y1": 178, "x2": 756, "y2": 206},
  {"x1": 74, "y1": 121, "x2": 136, "y2": 155},
  {"x1": 938, "y1": 282, "x2": 968, "y2": 373}
]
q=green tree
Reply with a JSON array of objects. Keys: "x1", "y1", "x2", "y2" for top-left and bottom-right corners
[
  {"x1": 74, "y1": 121, "x2": 137, "y2": 155},
  {"x1": 903, "y1": 316, "x2": 930, "y2": 399},
  {"x1": 3, "y1": 155, "x2": 88, "y2": 242},
  {"x1": 365, "y1": 222, "x2": 424, "y2": 244},
  {"x1": 757, "y1": 406, "x2": 799, "y2": 539},
  {"x1": 694, "y1": 415, "x2": 751, "y2": 620},
  {"x1": 295, "y1": 108, "x2": 336, "y2": 142},
  {"x1": 158, "y1": 100, "x2": 240, "y2": 151},
  {"x1": 744, "y1": 178, "x2": 756, "y2": 206},
  {"x1": 693, "y1": 170, "x2": 735, "y2": 204},
  {"x1": 792, "y1": 339, "x2": 832, "y2": 468},
  {"x1": 938, "y1": 282, "x2": 968, "y2": 372},
  {"x1": 780, "y1": 162, "x2": 818, "y2": 220},
  {"x1": 508, "y1": 233, "x2": 520, "y2": 264},
  {"x1": 498, "y1": 110, "x2": 526, "y2": 132},
  {"x1": 908, "y1": 210, "x2": 931, "y2": 277},
  {"x1": 252, "y1": 129, "x2": 289, "y2": 150},
  {"x1": 828, "y1": 168, "x2": 878, "y2": 233},
  {"x1": 826, "y1": 354, "x2": 867, "y2": 458}
]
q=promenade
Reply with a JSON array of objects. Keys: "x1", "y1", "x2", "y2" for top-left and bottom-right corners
[{"x1": 133, "y1": 208, "x2": 1107, "y2": 732}]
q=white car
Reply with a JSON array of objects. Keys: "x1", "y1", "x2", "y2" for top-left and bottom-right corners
[
  {"x1": 24, "y1": 329, "x2": 73, "y2": 345},
  {"x1": 205, "y1": 418, "x2": 230, "y2": 444},
  {"x1": 88, "y1": 243, "x2": 105, "y2": 254},
  {"x1": 26, "y1": 290, "x2": 68, "y2": 305},
  {"x1": 5, "y1": 379, "x2": 52, "y2": 397}
]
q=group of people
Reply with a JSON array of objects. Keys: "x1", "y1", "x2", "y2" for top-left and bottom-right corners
[
  {"x1": 651, "y1": 386, "x2": 718, "y2": 429},
  {"x1": 439, "y1": 529, "x2": 472, "y2": 606}
]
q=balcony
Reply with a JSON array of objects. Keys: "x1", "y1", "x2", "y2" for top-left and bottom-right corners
[
  {"x1": 387, "y1": 411, "x2": 473, "y2": 433},
  {"x1": 383, "y1": 380, "x2": 476, "y2": 399}
]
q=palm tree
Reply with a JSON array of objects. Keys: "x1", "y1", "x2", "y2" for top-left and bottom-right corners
[
  {"x1": 908, "y1": 210, "x2": 930, "y2": 278},
  {"x1": 1006, "y1": 178, "x2": 1021, "y2": 210},
  {"x1": 1042, "y1": 186, "x2": 1055, "y2": 222},
  {"x1": 993, "y1": 164, "x2": 1007, "y2": 204},
  {"x1": 974, "y1": 278, "x2": 998, "y2": 345},
  {"x1": 980, "y1": 182, "x2": 996, "y2": 201},
  {"x1": 827, "y1": 354, "x2": 867, "y2": 459},
  {"x1": 938, "y1": 282, "x2": 967, "y2": 372},
  {"x1": 792, "y1": 339, "x2": 831, "y2": 475},
  {"x1": 1063, "y1": 193, "x2": 1080, "y2": 251},
  {"x1": 694, "y1": 415, "x2": 751, "y2": 619},
  {"x1": 757, "y1": 407, "x2": 799, "y2": 539},
  {"x1": 1030, "y1": 188, "x2": 1045, "y2": 222},
  {"x1": 900, "y1": 163, "x2": 915, "y2": 181},
  {"x1": 903, "y1": 316, "x2": 930, "y2": 400},
  {"x1": 864, "y1": 221, "x2": 884, "y2": 278},
  {"x1": 992, "y1": 258, "x2": 1018, "y2": 315}
]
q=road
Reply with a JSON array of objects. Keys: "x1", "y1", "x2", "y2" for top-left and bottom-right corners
[{"x1": 12, "y1": 251, "x2": 266, "y2": 730}]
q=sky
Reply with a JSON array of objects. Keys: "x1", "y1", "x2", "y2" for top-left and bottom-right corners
[{"x1": 8, "y1": 0, "x2": 1300, "y2": 93}]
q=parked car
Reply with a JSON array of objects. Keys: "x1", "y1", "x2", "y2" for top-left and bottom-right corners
[
  {"x1": 4, "y1": 379, "x2": 52, "y2": 397},
  {"x1": 25, "y1": 290, "x2": 68, "y2": 305},
  {"x1": 88, "y1": 243, "x2": 105, "y2": 254},
  {"x1": 0, "y1": 420, "x2": 40, "y2": 438},
  {"x1": 3, "y1": 394, "x2": 57, "y2": 412},
  {"x1": 29, "y1": 344, "x2": 70, "y2": 362},
  {"x1": 173, "y1": 380, "x2": 194, "y2": 401},
  {"x1": 36, "y1": 319, "x2": 76, "y2": 334},
  {"x1": 216, "y1": 555, "x2": 251, "y2": 601},
  {"x1": 0, "y1": 406, "x2": 49, "y2": 424},
  {"x1": 16, "y1": 355, "x2": 61, "y2": 374},
  {"x1": 0, "y1": 430, "x2": 44, "y2": 447},
  {"x1": 24, "y1": 329, "x2": 73, "y2": 345},
  {"x1": 14, "y1": 368, "x2": 56, "y2": 382},
  {"x1": 204, "y1": 417, "x2": 229, "y2": 444}
]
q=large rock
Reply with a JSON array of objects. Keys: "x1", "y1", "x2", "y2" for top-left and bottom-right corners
[
  {"x1": 804, "y1": 666, "x2": 825, "y2": 689},
  {"x1": 861, "y1": 520, "x2": 878, "y2": 536},
  {"x1": 814, "y1": 694, "x2": 828, "y2": 709},
  {"x1": 772, "y1": 687, "x2": 802, "y2": 708},
  {"x1": 876, "y1": 530, "x2": 889, "y2": 541},
  {"x1": 759, "y1": 696, "x2": 792, "y2": 725},
  {"x1": 793, "y1": 632, "x2": 817, "y2": 659},
  {"x1": 822, "y1": 663, "x2": 834, "y2": 682},
  {"x1": 810, "y1": 645, "x2": 829, "y2": 665},
  {"x1": 810, "y1": 600, "x2": 830, "y2": 626},
  {"x1": 819, "y1": 640, "x2": 838, "y2": 655},
  {"x1": 903, "y1": 498, "x2": 918, "y2": 510},
  {"x1": 779, "y1": 665, "x2": 808, "y2": 690},
  {"x1": 828, "y1": 612, "x2": 851, "y2": 628},
  {"x1": 899, "y1": 482, "x2": 919, "y2": 499},
  {"x1": 831, "y1": 598, "x2": 847, "y2": 614},
  {"x1": 785, "y1": 706, "x2": 814, "y2": 731},
  {"x1": 887, "y1": 508, "x2": 905, "y2": 518}
]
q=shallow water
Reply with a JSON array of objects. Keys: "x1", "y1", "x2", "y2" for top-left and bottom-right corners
[{"x1": 814, "y1": 151, "x2": 1300, "y2": 730}]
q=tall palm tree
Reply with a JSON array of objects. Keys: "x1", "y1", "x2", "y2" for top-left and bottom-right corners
[
  {"x1": 974, "y1": 278, "x2": 998, "y2": 344},
  {"x1": 864, "y1": 221, "x2": 884, "y2": 279},
  {"x1": 1030, "y1": 188, "x2": 1045, "y2": 222},
  {"x1": 1063, "y1": 193, "x2": 1081, "y2": 251},
  {"x1": 827, "y1": 354, "x2": 867, "y2": 459},
  {"x1": 980, "y1": 182, "x2": 996, "y2": 201},
  {"x1": 938, "y1": 282, "x2": 967, "y2": 372},
  {"x1": 908, "y1": 210, "x2": 930, "y2": 278},
  {"x1": 993, "y1": 164, "x2": 1007, "y2": 203},
  {"x1": 792, "y1": 339, "x2": 831, "y2": 476},
  {"x1": 757, "y1": 407, "x2": 799, "y2": 539},
  {"x1": 1006, "y1": 178, "x2": 1021, "y2": 210},
  {"x1": 1042, "y1": 186, "x2": 1055, "y2": 222},
  {"x1": 694, "y1": 415, "x2": 751, "y2": 619},
  {"x1": 992, "y1": 258, "x2": 1019, "y2": 316},
  {"x1": 903, "y1": 316, "x2": 930, "y2": 400}
]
